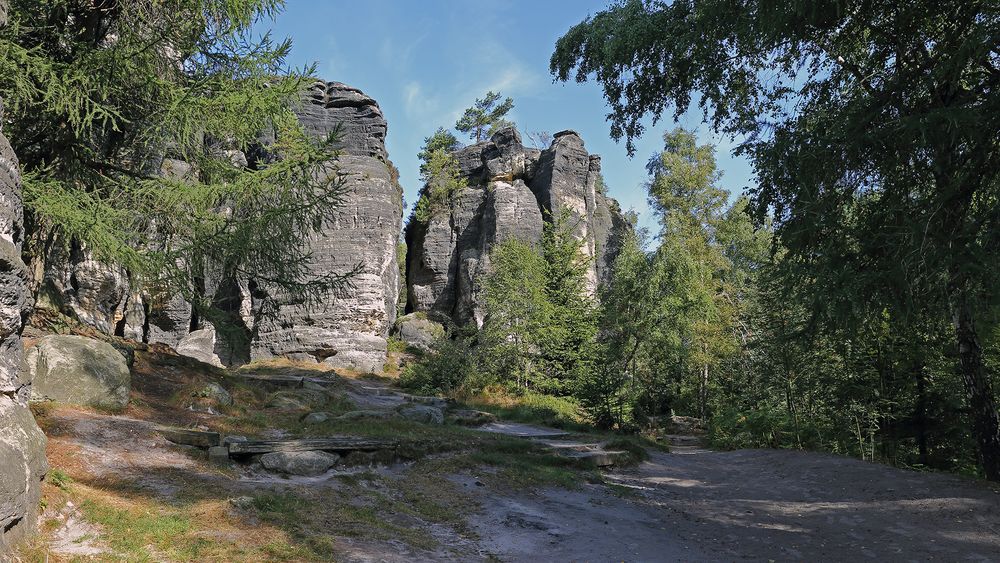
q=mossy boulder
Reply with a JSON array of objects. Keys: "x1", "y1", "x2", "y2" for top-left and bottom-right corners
[{"x1": 26, "y1": 335, "x2": 131, "y2": 410}]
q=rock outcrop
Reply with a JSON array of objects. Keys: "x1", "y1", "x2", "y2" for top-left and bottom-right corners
[
  {"x1": 249, "y1": 81, "x2": 403, "y2": 372},
  {"x1": 405, "y1": 128, "x2": 628, "y2": 326},
  {"x1": 25, "y1": 80, "x2": 403, "y2": 372},
  {"x1": 0, "y1": 1, "x2": 48, "y2": 548}
]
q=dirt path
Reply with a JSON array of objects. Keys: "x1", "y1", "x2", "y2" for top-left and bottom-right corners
[
  {"x1": 29, "y1": 354, "x2": 1000, "y2": 562},
  {"x1": 468, "y1": 439, "x2": 1000, "y2": 561}
]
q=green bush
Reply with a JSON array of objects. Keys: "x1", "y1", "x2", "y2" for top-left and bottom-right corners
[{"x1": 399, "y1": 333, "x2": 483, "y2": 395}]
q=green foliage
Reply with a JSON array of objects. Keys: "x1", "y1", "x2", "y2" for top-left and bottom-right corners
[
  {"x1": 553, "y1": 0, "x2": 1000, "y2": 478},
  {"x1": 580, "y1": 130, "x2": 762, "y2": 430},
  {"x1": 1, "y1": 0, "x2": 352, "y2": 331},
  {"x1": 404, "y1": 212, "x2": 597, "y2": 399},
  {"x1": 478, "y1": 212, "x2": 598, "y2": 394},
  {"x1": 400, "y1": 331, "x2": 480, "y2": 395},
  {"x1": 455, "y1": 90, "x2": 515, "y2": 142},
  {"x1": 536, "y1": 211, "x2": 598, "y2": 392},
  {"x1": 47, "y1": 468, "x2": 73, "y2": 491},
  {"x1": 417, "y1": 127, "x2": 460, "y2": 175},
  {"x1": 479, "y1": 237, "x2": 551, "y2": 388},
  {"x1": 411, "y1": 148, "x2": 466, "y2": 224}
]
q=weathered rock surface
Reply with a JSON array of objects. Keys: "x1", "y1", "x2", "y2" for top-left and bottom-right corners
[
  {"x1": 176, "y1": 328, "x2": 226, "y2": 368},
  {"x1": 22, "y1": 80, "x2": 403, "y2": 373},
  {"x1": 249, "y1": 81, "x2": 403, "y2": 372},
  {"x1": 26, "y1": 335, "x2": 131, "y2": 410},
  {"x1": 398, "y1": 405, "x2": 444, "y2": 425},
  {"x1": 405, "y1": 128, "x2": 628, "y2": 326},
  {"x1": 0, "y1": 397, "x2": 47, "y2": 550},
  {"x1": 0, "y1": 13, "x2": 49, "y2": 545},
  {"x1": 259, "y1": 450, "x2": 340, "y2": 476}
]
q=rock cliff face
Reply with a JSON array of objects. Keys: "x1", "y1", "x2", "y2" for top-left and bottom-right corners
[
  {"x1": 0, "y1": 1, "x2": 48, "y2": 549},
  {"x1": 26, "y1": 81, "x2": 402, "y2": 372},
  {"x1": 249, "y1": 81, "x2": 403, "y2": 372},
  {"x1": 405, "y1": 128, "x2": 628, "y2": 327}
]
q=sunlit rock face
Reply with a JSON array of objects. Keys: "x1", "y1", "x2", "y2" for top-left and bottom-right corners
[
  {"x1": 249, "y1": 81, "x2": 403, "y2": 372},
  {"x1": 21, "y1": 80, "x2": 404, "y2": 372},
  {"x1": 405, "y1": 127, "x2": 629, "y2": 327},
  {"x1": 0, "y1": 1, "x2": 49, "y2": 549}
]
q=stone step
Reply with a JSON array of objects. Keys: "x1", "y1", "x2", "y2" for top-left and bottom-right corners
[
  {"x1": 156, "y1": 426, "x2": 221, "y2": 448},
  {"x1": 664, "y1": 434, "x2": 704, "y2": 446},
  {"x1": 478, "y1": 422, "x2": 570, "y2": 439},
  {"x1": 231, "y1": 372, "x2": 338, "y2": 389},
  {"x1": 227, "y1": 437, "x2": 398, "y2": 456},
  {"x1": 559, "y1": 449, "x2": 631, "y2": 468}
]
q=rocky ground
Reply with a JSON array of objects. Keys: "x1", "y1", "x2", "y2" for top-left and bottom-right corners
[{"x1": 10, "y1": 345, "x2": 1000, "y2": 562}]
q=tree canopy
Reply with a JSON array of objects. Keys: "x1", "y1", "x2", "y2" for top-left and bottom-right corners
[
  {"x1": 551, "y1": 0, "x2": 1000, "y2": 479},
  {"x1": 0, "y1": 0, "x2": 350, "y2": 328}
]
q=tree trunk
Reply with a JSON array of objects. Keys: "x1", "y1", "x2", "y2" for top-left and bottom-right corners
[
  {"x1": 951, "y1": 295, "x2": 1000, "y2": 481},
  {"x1": 699, "y1": 363, "x2": 709, "y2": 420},
  {"x1": 915, "y1": 362, "x2": 929, "y2": 467}
]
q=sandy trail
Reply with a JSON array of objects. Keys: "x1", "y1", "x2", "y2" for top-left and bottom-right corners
[
  {"x1": 470, "y1": 442, "x2": 1000, "y2": 562},
  {"x1": 38, "y1": 401, "x2": 1000, "y2": 562}
]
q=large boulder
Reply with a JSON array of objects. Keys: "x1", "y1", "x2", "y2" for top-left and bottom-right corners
[
  {"x1": 259, "y1": 450, "x2": 340, "y2": 476},
  {"x1": 405, "y1": 127, "x2": 627, "y2": 326},
  {"x1": 0, "y1": 3, "x2": 48, "y2": 546},
  {"x1": 250, "y1": 81, "x2": 403, "y2": 372},
  {"x1": 395, "y1": 313, "x2": 445, "y2": 352},
  {"x1": 0, "y1": 396, "x2": 48, "y2": 550},
  {"x1": 26, "y1": 335, "x2": 131, "y2": 410},
  {"x1": 176, "y1": 327, "x2": 242, "y2": 368}
]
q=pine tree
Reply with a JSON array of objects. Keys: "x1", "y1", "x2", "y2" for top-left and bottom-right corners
[
  {"x1": 0, "y1": 0, "x2": 349, "y2": 329},
  {"x1": 455, "y1": 91, "x2": 514, "y2": 142}
]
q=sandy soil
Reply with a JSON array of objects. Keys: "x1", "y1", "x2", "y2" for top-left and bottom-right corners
[
  {"x1": 30, "y1": 354, "x2": 1000, "y2": 562},
  {"x1": 466, "y1": 444, "x2": 1000, "y2": 562}
]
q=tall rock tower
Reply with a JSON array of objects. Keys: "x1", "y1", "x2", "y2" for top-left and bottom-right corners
[
  {"x1": 0, "y1": 0, "x2": 48, "y2": 550},
  {"x1": 249, "y1": 81, "x2": 404, "y2": 372}
]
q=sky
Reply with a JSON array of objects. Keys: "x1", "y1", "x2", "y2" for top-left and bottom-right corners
[{"x1": 258, "y1": 0, "x2": 755, "y2": 233}]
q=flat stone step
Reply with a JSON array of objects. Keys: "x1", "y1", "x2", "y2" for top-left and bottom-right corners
[
  {"x1": 231, "y1": 372, "x2": 339, "y2": 389},
  {"x1": 478, "y1": 422, "x2": 570, "y2": 439},
  {"x1": 665, "y1": 434, "x2": 704, "y2": 446},
  {"x1": 156, "y1": 426, "x2": 221, "y2": 448},
  {"x1": 228, "y1": 437, "x2": 398, "y2": 455},
  {"x1": 559, "y1": 449, "x2": 631, "y2": 468}
]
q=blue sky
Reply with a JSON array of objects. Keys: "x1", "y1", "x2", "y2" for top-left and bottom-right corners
[{"x1": 259, "y1": 0, "x2": 754, "y2": 232}]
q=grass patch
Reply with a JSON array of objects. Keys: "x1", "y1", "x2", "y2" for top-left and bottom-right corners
[
  {"x1": 251, "y1": 488, "x2": 440, "y2": 552},
  {"x1": 47, "y1": 468, "x2": 74, "y2": 490},
  {"x1": 454, "y1": 386, "x2": 590, "y2": 432},
  {"x1": 387, "y1": 336, "x2": 408, "y2": 353}
]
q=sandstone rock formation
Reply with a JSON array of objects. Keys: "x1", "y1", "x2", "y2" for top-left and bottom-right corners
[
  {"x1": 248, "y1": 81, "x2": 403, "y2": 372},
  {"x1": 0, "y1": 2, "x2": 48, "y2": 548},
  {"x1": 405, "y1": 128, "x2": 628, "y2": 326},
  {"x1": 26, "y1": 335, "x2": 131, "y2": 410},
  {"x1": 25, "y1": 81, "x2": 403, "y2": 372}
]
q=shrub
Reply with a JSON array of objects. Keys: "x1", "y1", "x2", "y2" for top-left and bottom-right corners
[{"x1": 399, "y1": 333, "x2": 482, "y2": 395}]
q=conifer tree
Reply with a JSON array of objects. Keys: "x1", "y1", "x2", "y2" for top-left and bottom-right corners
[{"x1": 0, "y1": 0, "x2": 349, "y2": 328}]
